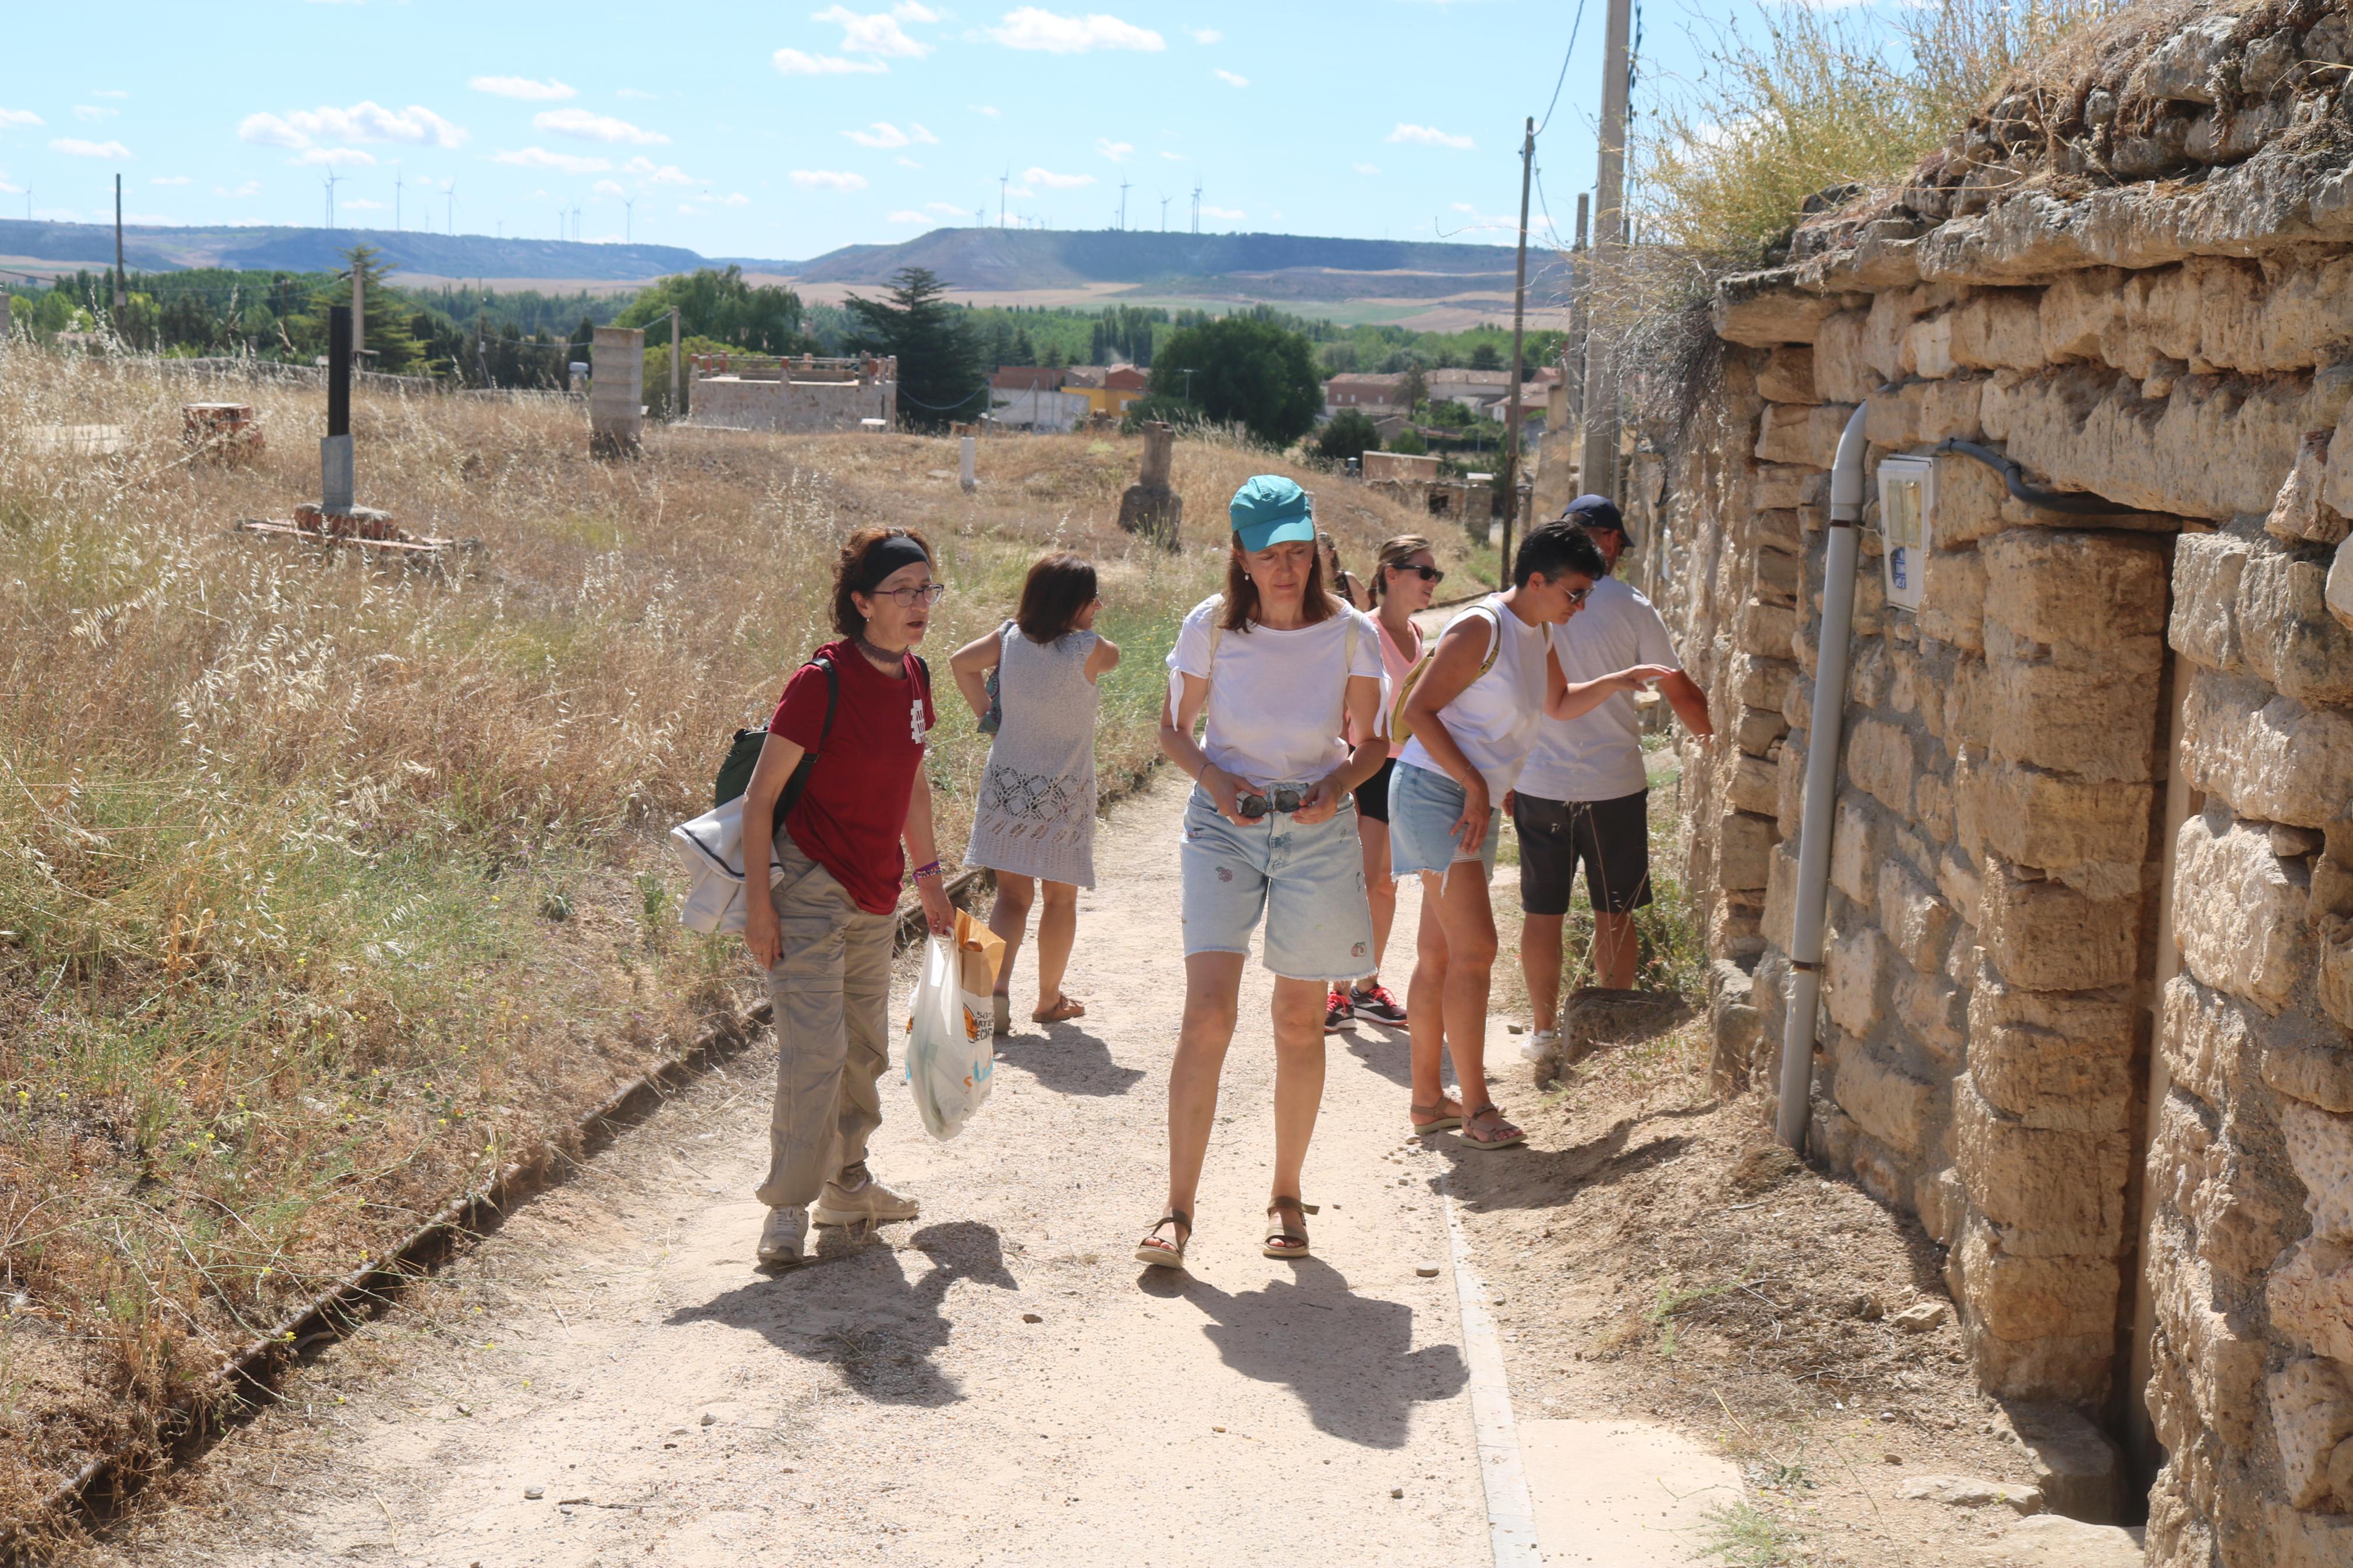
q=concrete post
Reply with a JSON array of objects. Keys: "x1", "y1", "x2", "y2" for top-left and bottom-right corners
[
  {"x1": 669, "y1": 307, "x2": 682, "y2": 419},
  {"x1": 590, "y1": 325, "x2": 645, "y2": 457},
  {"x1": 322, "y1": 304, "x2": 354, "y2": 514},
  {"x1": 1139, "y1": 421, "x2": 1174, "y2": 489},
  {"x1": 959, "y1": 433, "x2": 977, "y2": 493}
]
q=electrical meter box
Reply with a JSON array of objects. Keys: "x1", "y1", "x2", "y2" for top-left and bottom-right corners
[{"x1": 1876, "y1": 455, "x2": 1935, "y2": 612}]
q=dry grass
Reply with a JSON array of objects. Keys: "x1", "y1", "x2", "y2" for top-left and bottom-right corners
[{"x1": 0, "y1": 346, "x2": 1448, "y2": 1533}]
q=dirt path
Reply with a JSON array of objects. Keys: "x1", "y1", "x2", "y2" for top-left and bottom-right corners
[{"x1": 90, "y1": 775, "x2": 1520, "y2": 1567}]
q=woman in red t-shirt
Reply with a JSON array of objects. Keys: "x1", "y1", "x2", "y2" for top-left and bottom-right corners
[{"x1": 737, "y1": 526, "x2": 956, "y2": 1267}]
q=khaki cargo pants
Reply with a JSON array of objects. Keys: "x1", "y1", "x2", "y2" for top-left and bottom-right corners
[{"x1": 754, "y1": 835, "x2": 896, "y2": 1211}]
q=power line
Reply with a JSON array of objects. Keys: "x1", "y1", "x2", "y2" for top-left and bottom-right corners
[{"x1": 1534, "y1": 0, "x2": 1592, "y2": 137}]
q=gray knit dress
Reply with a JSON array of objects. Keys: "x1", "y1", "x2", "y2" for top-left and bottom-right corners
[{"x1": 963, "y1": 624, "x2": 1100, "y2": 888}]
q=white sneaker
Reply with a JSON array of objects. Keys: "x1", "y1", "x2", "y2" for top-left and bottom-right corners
[
  {"x1": 1520, "y1": 1028, "x2": 1560, "y2": 1064},
  {"x1": 756, "y1": 1206, "x2": 809, "y2": 1265},
  {"x1": 812, "y1": 1164, "x2": 920, "y2": 1227}
]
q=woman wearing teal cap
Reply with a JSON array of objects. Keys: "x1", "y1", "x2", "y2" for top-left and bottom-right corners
[{"x1": 1137, "y1": 475, "x2": 1387, "y2": 1268}]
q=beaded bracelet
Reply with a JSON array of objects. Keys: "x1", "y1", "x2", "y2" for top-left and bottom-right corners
[{"x1": 912, "y1": 860, "x2": 943, "y2": 880}]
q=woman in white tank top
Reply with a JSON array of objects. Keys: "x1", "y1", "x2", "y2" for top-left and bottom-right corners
[{"x1": 1390, "y1": 524, "x2": 1677, "y2": 1150}]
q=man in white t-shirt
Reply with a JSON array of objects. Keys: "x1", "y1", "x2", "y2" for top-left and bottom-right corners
[{"x1": 1509, "y1": 496, "x2": 1713, "y2": 1059}]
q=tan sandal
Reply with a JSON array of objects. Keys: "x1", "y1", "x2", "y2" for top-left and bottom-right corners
[
  {"x1": 1263, "y1": 1196, "x2": 1318, "y2": 1258},
  {"x1": 1032, "y1": 994, "x2": 1086, "y2": 1025},
  {"x1": 1135, "y1": 1209, "x2": 1191, "y2": 1268},
  {"x1": 1460, "y1": 1104, "x2": 1525, "y2": 1150},
  {"x1": 1410, "y1": 1097, "x2": 1464, "y2": 1134}
]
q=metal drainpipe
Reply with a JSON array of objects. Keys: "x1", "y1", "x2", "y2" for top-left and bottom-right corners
[{"x1": 1775, "y1": 403, "x2": 1871, "y2": 1150}]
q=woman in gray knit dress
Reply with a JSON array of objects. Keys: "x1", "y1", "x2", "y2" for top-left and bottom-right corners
[{"x1": 949, "y1": 553, "x2": 1121, "y2": 1033}]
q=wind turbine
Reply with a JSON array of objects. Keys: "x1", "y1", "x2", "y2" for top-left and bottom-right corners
[
  {"x1": 1117, "y1": 175, "x2": 1130, "y2": 232},
  {"x1": 624, "y1": 198, "x2": 634, "y2": 243},
  {"x1": 395, "y1": 173, "x2": 403, "y2": 232},
  {"x1": 320, "y1": 170, "x2": 343, "y2": 229},
  {"x1": 1191, "y1": 180, "x2": 1202, "y2": 233},
  {"x1": 443, "y1": 183, "x2": 457, "y2": 234},
  {"x1": 1161, "y1": 194, "x2": 1169, "y2": 231},
  {"x1": 999, "y1": 167, "x2": 1009, "y2": 229}
]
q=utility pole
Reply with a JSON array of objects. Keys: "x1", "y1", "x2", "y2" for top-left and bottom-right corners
[
  {"x1": 1566, "y1": 192, "x2": 1589, "y2": 437},
  {"x1": 669, "y1": 305, "x2": 681, "y2": 419},
  {"x1": 1498, "y1": 117, "x2": 1535, "y2": 573},
  {"x1": 112, "y1": 174, "x2": 126, "y2": 314},
  {"x1": 352, "y1": 258, "x2": 365, "y2": 371},
  {"x1": 1580, "y1": 0, "x2": 1634, "y2": 507}
]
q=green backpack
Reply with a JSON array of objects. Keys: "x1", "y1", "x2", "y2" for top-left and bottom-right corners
[{"x1": 713, "y1": 653, "x2": 932, "y2": 835}]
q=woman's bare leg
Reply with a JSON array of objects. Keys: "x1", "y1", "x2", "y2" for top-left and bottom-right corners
[
  {"x1": 1033, "y1": 879, "x2": 1080, "y2": 1014},
  {"x1": 987, "y1": 873, "x2": 1035, "y2": 1004},
  {"x1": 1406, "y1": 879, "x2": 1451, "y2": 1107},
  {"x1": 1165, "y1": 951, "x2": 1245, "y2": 1222},
  {"x1": 1359, "y1": 817, "x2": 1396, "y2": 985},
  {"x1": 1269, "y1": 976, "x2": 1328, "y2": 1202},
  {"x1": 1429, "y1": 868, "x2": 1500, "y2": 1115}
]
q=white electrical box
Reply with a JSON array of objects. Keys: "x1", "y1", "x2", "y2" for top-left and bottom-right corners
[{"x1": 1876, "y1": 455, "x2": 1935, "y2": 611}]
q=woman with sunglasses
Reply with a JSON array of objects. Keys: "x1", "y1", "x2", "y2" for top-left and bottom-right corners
[
  {"x1": 1137, "y1": 475, "x2": 1386, "y2": 1268},
  {"x1": 740, "y1": 526, "x2": 956, "y2": 1267},
  {"x1": 1325, "y1": 534, "x2": 1442, "y2": 1035},
  {"x1": 1390, "y1": 522, "x2": 1676, "y2": 1149}
]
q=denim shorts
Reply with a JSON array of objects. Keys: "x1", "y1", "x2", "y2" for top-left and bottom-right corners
[
  {"x1": 1388, "y1": 760, "x2": 1501, "y2": 881},
  {"x1": 1179, "y1": 785, "x2": 1375, "y2": 982}
]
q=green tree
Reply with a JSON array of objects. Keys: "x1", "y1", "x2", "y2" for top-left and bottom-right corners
[
  {"x1": 318, "y1": 244, "x2": 425, "y2": 372},
  {"x1": 1387, "y1": 427, "x2": 1428, "y2": 456},
  {"x1": 1147, "y1": 314, "x2": 1323, "y2": 447},
  {"x1": 842, "y1": 266, "x2": 987, "y2": 431},
  {"x1": 613, "y1": 265, "x2": 814, "y2": 354},
  {"x1": 1468, "y1": 342, "x2": 1502, "y2": 371},
  {"x1": 1315, "y1": 409, "x2": 1380, "y2": 465}
]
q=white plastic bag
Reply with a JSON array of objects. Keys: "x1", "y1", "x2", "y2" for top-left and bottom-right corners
[
  {"x1": 667, "y1": 796, "x2": 786, "y2": 936},
  {"x1": 903, "y1": 910, "x2": 1003, "y2": 1141}
]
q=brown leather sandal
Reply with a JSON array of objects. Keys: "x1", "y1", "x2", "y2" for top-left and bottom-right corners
[
  {"x1": 1263, "y1": 1196, "x2": 1319, "y2": 1258},
  {"x1": 1135, "y1": 1208, "x2": 1191, "y2": 1268},
  {"x1": 1460, "y1": 1104, "x2": 1525, "y2": 1150},
  {"x1": 1410, "y1": 1097, "x2": 1464, "y2": 1134}
]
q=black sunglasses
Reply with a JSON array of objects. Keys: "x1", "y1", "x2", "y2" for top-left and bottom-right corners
[{"x1": 1394, "y1": 564, "x2": 1446, "y2": 583}]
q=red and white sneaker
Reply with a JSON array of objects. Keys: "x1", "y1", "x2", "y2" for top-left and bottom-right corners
[
  {"x1": 1323, "y1": 987, "x2": 1355, "y2": 1033},
  {"x1": 1350, "y1": 984, "x2": 1408, "y2": 1025}
]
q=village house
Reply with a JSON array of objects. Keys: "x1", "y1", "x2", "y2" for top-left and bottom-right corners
[
  {"x1": 1321, "y1": 371, "x2": 1411, "y2": 422},
  {"x1": 1058, "y1": 364, "x2": 1149, "y2": 421},
  {"x1": 986, "y1": 366, "x2": 1090, "y2": 433}
]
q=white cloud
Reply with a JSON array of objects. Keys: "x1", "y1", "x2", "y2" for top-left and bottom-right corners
[
  {"x1": 293, "y1": 147, "x2": 377, "y2": 166},
  {"x1": 50, "y1": 138, "x2": 131, "y2": 158},
  {"x1": 73, "y1": 105, "x2": 119, "y2": 122},
  {"x1": 344, "y1": 197, "x2": 387, "y2": 209},
  {"x1": 151, "y1": 174, "x2": 191, "y2": 186},
  {"x1": 1212, "y1": 68, "x2": 1247, "y2": 87},
  {"x1": 0, "y1": 109, "x2": 43, "y2": 129},
  {"x1": 1158, "y1": 150, "x2": 1183, "y2": 161},
  {"x1": 1388, "y1": 122, "x2": 1474, "y2": 150},
  {"x1": 239, "y1": 102, "x2": 467, "y2": 151},
  {"x1": 812, "y1": 3, "x2": 933, "y2": 59},
  {"x1": 0, "y1": 179, "x2": 19, "y2": 195},
  {"x1": 773, "y1": 48, "x2": 886, "y2": 75},
  {"x1": 1096, "y1": 138, "x2": 1133, "y2": 161},
  {"x1": 988, "y1": 8, "x2": 1164, "y2": 52},
  {"x1": 1007, "y1": 183, "x2": 1034, "y2": 198},
  {"x1": 616, "y1": 87, "x2": 655, "y2": 100},
  {"x1": 888, "y1": 209, "x2": 929, "y2": 223},
  {"x1": 1024, "y1": 165, "x2": 1094, "y2": 189},
  {"x1": 1200, "y1": 203, "x2": 1244, "y2": 221},
  {"x1": 215, "y1": 180, "x2": 261, "y2": 198},
  {"x1": 592, "y1": 178, "x2": 625, "y2": 197},
  {"x1": 790, "y1": 169, "x2": 868, "y2": 190},
  {"x1": 492, "y1": 146, "x2": 613, "y2": 173},
  {"x1": 470, "y1": 76, "x2": 576, "y2": 101},
  {"x1": 970, "y1": 104, "x2": 1000, "y2": 116},
  {"x1": 1353, "y1": 161, "x2": 1378, "y2": 175},
  {"x1": 677, "y1": 202, "x2": 701, "y2": 214},
  {"x1": 1451, "y1": 201, "x2": 1475, "y2": 213},
  {"x1": 842, "y1": 120, "x2": 936, "y2": 149},
  {"x1": 723, "y1": 192, "x2": 750, "y2": 206},
  {"x1": 1189, "y1": 27, "x2": 1222, "y2": 42},
  {"x1": 622, "y1": 156, "x2": 697, "y2": 184},
  {"x1": 926, "y1": 200, "x2": 966, "y2": 215},
  {"x1": 534, "y1": 108, "x2": 667, "y2": 145}
]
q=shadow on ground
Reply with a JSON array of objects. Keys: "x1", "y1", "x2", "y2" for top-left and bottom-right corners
[
  {"x1": 992, "y1": 1023, "x2": 1145, "y2": 1097},
  {"x1": 669, "y1": 1219, "x2": 1014, "y2": 1406}
]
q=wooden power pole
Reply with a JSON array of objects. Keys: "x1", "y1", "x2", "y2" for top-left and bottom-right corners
[
  {"x1": 1580, "y1": 0, "x2": 1634, "y2": 506},
  {"x1": 669, "y1": 307, "x2": 682, "y2": 418},
  {"x1": 1498, "y1": 115, "x2": 1535, "y2": 575},
  {"x1": 112, "y1": 175, "x2": 126, "y2": 314}
]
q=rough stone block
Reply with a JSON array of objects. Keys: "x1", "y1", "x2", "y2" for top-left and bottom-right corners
[
  {"x1": 1756, "y1": 402, "x2": 1858, "y2": 468},
  {"x1": 1751, "y1": 465, "x2": 1813, "y2": 508},
  {"x1": 1758, "y1": 345, "x2": 1819, "y2": 404},
  {"x1": 1783, "y1": 670, "x2": 1813, "y2": 731},
  {"x1": 1763, "y1": 842, "x2": 1801, "y2": 953},
  {"x1": 1985, "y1": 655, "x2": 2162, "y2": 784},
  {"x1": 2269, "y1": 1236, "x2": 2353, "y2": 1363},
  {"x1": 1975, "y1": 759, "x2": 2153, "y2": 901},
  {"x1": 2331, "y1": 532, "x2": 2353, "y2": 632},
  {"x1": 1946, "y1": 290, "x2": 2044, "y2": 372},
  {"x1": 1979, "y1": 856, "x2": 2142, "y2": 991},
  {"x1": 1830, "y1": 794, "x2": 1883, "y2": 907},
  {"x1": 1954, "y1": 1078, "x2": 2128, "y2": 1257},
  {"x1": 2159, "y1": 974, "x2": 2260, "y2": 1112},
  {"x1": 1950, "y1": 1213, "x2": 2118, "y2": 1372},
  {"x1": 2268, "y1": 1360, "x2": 2353, "y2": 1510},
  {"x1": 1917, "y1": 1166, "x2": 1965, "y2": 1246},
  {"x1": 2240, "y1": 534, "x2": 2353, "y2": 706},
  {"x1": 2148, "y1": 1212, "x2": 2265, "y2": 1446},
  {"x1": 1811, "y1": 308, "x2": 1875, "y2": 403},
  {"x1": 2180, "y1": 666, "x2": 2353, "y2": 828},
  {"x1": 2267, "y1": 429, "x2": 2349, "y2": 546},
  {"x1": 2010, "y1": 1405, "x2": 2128, "y2": 1527},
  {"x1": 1731, "y1": 652, "x2": 1797, "y2": 712},
  {"x1": 1845, "y1": 716, "x2": 1915, "y2": 815},
  {"x1": 2323, "y1": 916, "x2": 2353, "y2": 1034},
  {"x1": 2171, "y1": 531, "x2": 2249, "y2": 674},
  {"x1": 1833, "y1": 1033, "x2": 1931, "y2": 1154},
  {"x1": 1713, "y1": 273, "x2": 1838, "y2": 347},
  {"x1": 1893, "y1": 966, "x2": 1968, "y2": 1062},
  {"x1": 1864, "y1": 287, "x2": 1923, "y2": 385},
  {"x1": 1937, "y1": 846, "x2": 1984, "y2": 918},
  {"x1": 1915, "y1": 769, "x2": 1956, "y2": 847},
  {"x1": 1996, "y1": 362, "x2": 2308, "y2": 521},
  {"x1": 1983, "y1": 529, "x2": 2172, "y2": 653},
  {"x1": 1943, "y1": 655, "x2": 1991, "y2": 751},
  {"x1": 1734, "y1": 703, "x2": 1788, "y2": 758},
  {"x1": 1930, "y1": 447, "x2": 2014, "y2": 548},
  {"x1": 1826, "y1": 926, "x2": 1887, "y2": 1038},
  {"x1": 1754, "y1": 547, "x2": 1801, "y2": 605},
  {"x1": 2264, "y1": 1500, "x2": 2353, "y2": 1568},
  {"x1": 1879, "y1": 858, "x2": 1956, "y2": 973},
  {"x1": 1969, "y1": 967, "x2": 2135, "y2": 1133},
  {"x1": 1918, "y1": 546, "x2": 1987, "y2": 653},
  {"x1": 1907, "y1": 312, "x2": 1957, "y2": 379},
  {"x1": 1727, "y1": 752, "x2": 1780, "y2": 816},
  {"x1": 2281, "y1": 1098, "x2": 2353, "y2": 1245},
  {"x1": 1736, "y1": 598, "x2": 1798, "y2": 659},
  {"x1": 1776, "y1": 742, "x2": 1806, "y2": 840},
  {"x1": 1718, "y1": 809, "x2": 1777, "y2": 892},
  {"x1": 2174, "y1": 810, "x2": 2311, "y2": 1014},
  {"x1": 2264, "y1": 1027, "x2": 2353, "y2": 1116}
]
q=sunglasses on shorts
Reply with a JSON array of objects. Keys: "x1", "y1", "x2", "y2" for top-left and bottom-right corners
[{"x1": 1236, "y1": 785, "x2": 1307, "y2": 819}]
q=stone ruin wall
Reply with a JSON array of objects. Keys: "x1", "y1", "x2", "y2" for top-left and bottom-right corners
[{"x1": 1648, "y1": 9, "x2": 2353, "y2": 1562}]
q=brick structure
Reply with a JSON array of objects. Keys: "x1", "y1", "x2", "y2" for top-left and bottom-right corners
[
  {"x1": 1653, "y1": 7, "x2": 2353, "y2": 1562},
  {"x1": 684, "y1": 354, "x2": 897, "y2": 434}
]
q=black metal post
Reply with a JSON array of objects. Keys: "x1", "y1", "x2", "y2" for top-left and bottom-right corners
[{"x1": 327, "y1": 305, "x2": 352, "y2": 438}]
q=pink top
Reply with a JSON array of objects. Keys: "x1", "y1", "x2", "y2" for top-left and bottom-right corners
[{"x1": 1346, "y1": 611, "x2": 1424, "y2": 758}]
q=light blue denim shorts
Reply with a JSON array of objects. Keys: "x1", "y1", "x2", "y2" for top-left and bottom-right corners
[
  {"x1": 1179, "y1": 785, "x2": 1375, "y2": 982},
  {"x1": 1388, "y1": 760, "x2": 1502, "y2": 880}
]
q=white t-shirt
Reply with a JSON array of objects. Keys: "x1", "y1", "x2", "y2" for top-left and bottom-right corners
[
  {"x1": 1397, "y1": 594, "x2": 1553, "y2": 797},
  {"x1": 1516, "y1": 574, "x2": 1681, "y2": 803},
  {"x1": 1166, "y1": 595, "x2": 1384, "y2": 790}
]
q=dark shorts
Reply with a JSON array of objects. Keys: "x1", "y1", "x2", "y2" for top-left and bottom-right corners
[
  {"x1": 1353, "y1": 755, "x2": 1397, "y2": 824},
  {"x1": 1513, "y1": 788, "x2": 1652, "y2": 916}
]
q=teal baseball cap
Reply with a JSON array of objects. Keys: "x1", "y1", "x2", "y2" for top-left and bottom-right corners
[{"x1": 1228, "y1": 474, "x2": 1316, "y2": 551}]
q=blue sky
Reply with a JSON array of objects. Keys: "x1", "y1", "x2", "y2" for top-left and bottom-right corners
[{"x1": 0, "y1": 0, "x2": 1750, "y2": 267}]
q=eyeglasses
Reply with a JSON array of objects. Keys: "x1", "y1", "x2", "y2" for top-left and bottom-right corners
[
  {"x1": 868, "y1": 582, "x2": 948, "y2": 607},
  {"x1": 1236, "y1": 784, "x2": 1306, "y2": 819},
  {"x1": 1564, "y1": 586, "x2": 1592, "y2": 605},
  {"x1": 1396, "y1": 564, "x2": 1446, "y2": 584}
]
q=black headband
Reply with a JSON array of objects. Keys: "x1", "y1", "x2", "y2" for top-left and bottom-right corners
[{"x1": 854, "y1": 534, "x2": 931, "y2": 594}]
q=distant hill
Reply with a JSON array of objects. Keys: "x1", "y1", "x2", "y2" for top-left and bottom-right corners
[
  {"x1": 764, "y1": 229, "x2": 1517, "y2": 293},
  {"x1": 0, "y1": 220, "x2": 729, "y2": 282}
]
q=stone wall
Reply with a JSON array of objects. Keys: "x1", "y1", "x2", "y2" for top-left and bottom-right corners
[
  {"x1": 686, "y1": 364, "x2": 897, "y2": 433},
  {"x1": 1652, "y1": 6, "x2": 2353, "y2": 1562}
]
